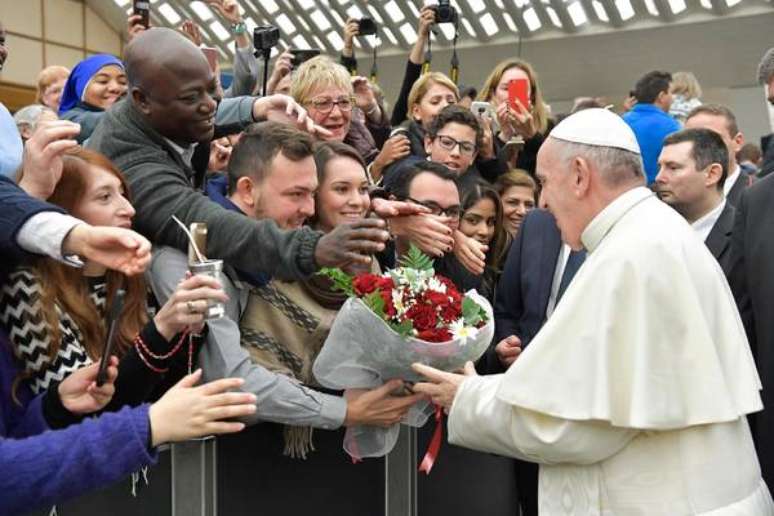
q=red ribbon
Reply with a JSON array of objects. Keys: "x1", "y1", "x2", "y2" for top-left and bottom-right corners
[{"x1": 418, "y1": 404, "x2": 444, "y2": 475}]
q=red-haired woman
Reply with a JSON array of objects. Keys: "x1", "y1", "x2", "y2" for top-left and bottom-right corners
[{"x1": 0, "y1": 148, "x2": 226, "y2": 413}]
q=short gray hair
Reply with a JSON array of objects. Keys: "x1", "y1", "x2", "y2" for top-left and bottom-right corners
[
  {"x1": 554, "y1": 139, "x2": 645, "y2": 188},
  {"x1": 13, "y1": 104, "x2": 55, "y2": 134},
  {"x1": 758, "y1": 47, "x2": 774, "y2": 85}
]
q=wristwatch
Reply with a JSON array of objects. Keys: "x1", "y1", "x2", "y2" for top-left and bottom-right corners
[{"x1": 231, "y1": 21, "x2": 247, "y2": 35}]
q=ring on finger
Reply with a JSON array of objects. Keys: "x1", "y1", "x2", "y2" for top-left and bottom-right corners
[{"x1": 186, "y1": 300, "x2": 197, "y2": 314}]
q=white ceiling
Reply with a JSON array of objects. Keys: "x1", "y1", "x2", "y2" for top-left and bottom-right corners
[{"x1": 105, "y1": 0, "x2": 770, "y2": 61}]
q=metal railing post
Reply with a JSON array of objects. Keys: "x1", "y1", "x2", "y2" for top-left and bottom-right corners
[
  {"x1": 171, "y1": 436, "x2": 218, "y2": 516},
  {"x1": 385, "y1": 426, "x2": 418, "y2": 516}
]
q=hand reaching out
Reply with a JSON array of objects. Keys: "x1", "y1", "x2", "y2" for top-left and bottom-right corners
[
  {"x1": 411, "y1": 362, "x2": 477, "y2": 413},
  {"x1": 453, "y1": 230, "x2": 487, "y2": 275},
  {"x1": 148, "y1": 370, "x2": 257, "y2": 446},
  {"x1": 62, "y1": 224, "x2": 152, "y2": 276}
]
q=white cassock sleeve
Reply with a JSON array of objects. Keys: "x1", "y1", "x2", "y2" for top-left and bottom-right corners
[{"x1": 448, "y1": 375, "x2": 638, "y2": 465}]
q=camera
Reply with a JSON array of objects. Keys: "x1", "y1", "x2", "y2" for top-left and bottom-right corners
[
  {"x1": 430, "y1": 0, "x2": 457, "y2": 24},
  {"x1": 357, "y1": 17, "x2": 377, "y2": 36},
  {"x1": 253, "y1": 25, "x2": 280, "y2": 52},
  {"x1": 290, "y1": 48, "x2": 321, "y2": 68}
]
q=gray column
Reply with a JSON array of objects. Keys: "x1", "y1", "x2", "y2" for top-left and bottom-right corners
[
  {"x1": 171, "y1": 437, "x2": 218, "y2": 516},
  {"x1": 384, "y1": 425, "x2": 418, "y2": 516}
]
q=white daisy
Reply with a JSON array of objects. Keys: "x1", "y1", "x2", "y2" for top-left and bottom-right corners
[{"x1": 450, "y1": 318, "x2": 478, "y2": 342}]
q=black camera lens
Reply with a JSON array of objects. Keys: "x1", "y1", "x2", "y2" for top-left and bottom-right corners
[{"x1": 358, "y1": 17, "x2": 377, "y2": 36}]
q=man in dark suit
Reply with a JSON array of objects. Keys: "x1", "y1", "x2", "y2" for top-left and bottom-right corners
[
  {"x1": 728, "y1": 173, "x2": 774, "y2": 493},
  {"x1": 655, "y1": 128, "x2": 734, "y2": 273},
  {"x1": 486, "y1": 208, "x2": 585, "y2": 516},
  {"x1": 685, "y1": 104, "x2": 754, "y2": 207}
]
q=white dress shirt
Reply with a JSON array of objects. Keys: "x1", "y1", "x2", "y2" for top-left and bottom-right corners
[
  {"x1": 723, "y1": 165, "x2": 741, "y2": 198},
  {"x1": 691, "y1": 199, "x2": 726, "y2": 243}
]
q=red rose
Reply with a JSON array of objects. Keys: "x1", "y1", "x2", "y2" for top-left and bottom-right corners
[
  {"x1": 376, "y1": 276, "x2": 394, "y2": 291},
  {"x1": 424, "y1": 290, "x2": 448, "y2": 307},
  {"x1": 353, "y1": 274, "x2": 382, "y2": 296},
  {"x1": 417, "y1": 327, "x2": 453, "y2": 343},
  {"x1": 440, "y1": 299, "x2": 462, "y2": 323},
  {"x1": 380, "y1": 288, "x2": 396, "y2": 318},
  {"x1": 436, "y1": 275, "x2": 458, "y2": 294},
  {"x1": 405, "y1": 303, "x2": 437, "y2": 331}
]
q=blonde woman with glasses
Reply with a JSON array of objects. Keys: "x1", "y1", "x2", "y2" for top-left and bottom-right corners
[{"x1": 290, "y1": 56, "x2": 399, "y2": 181}]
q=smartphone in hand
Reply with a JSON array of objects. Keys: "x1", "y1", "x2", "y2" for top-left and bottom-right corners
[
  {"x1": 133, "y1": 0, "x2": 150, "y2": 29},
  {"x1": 470, "y1": 101, "x2": 500, "y2": 133},
  {"x1": 96, "y1": 289, "x2": 126, "y2": 387},
  {"x1": 508, "y1": 78, "x2": 530, "y2": 112}
]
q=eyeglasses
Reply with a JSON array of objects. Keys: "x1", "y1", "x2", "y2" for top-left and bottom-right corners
[
  {"x1": 406, "y1": 197, "x2": 462, "y2": 219},
  {"x1": 308, "y1": 96, "x2": 355, "y2": 114},
  {"x1": 434, "y1": 134, "x2": 477, "y2": 156}
]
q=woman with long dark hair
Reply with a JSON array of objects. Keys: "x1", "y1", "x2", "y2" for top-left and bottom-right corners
[{"x1": 0, "y1": 148, "x2": 226, "y2": 411}]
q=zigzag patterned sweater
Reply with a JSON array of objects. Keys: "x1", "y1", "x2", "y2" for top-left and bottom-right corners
[{"x1": 0, "y1": 267, "x2": 196, "y2": 410}]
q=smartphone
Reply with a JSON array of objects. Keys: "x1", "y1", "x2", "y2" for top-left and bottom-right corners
[
  {"x1": 289, "y1": 48, "x2": 321, "y2": 68},
  {"x1": 508, "y1": 78, "x2": 530, "y2": 112},
  {"x1": 96, "y1": 289, "x2": 126, "y2": 387},
  {"x1": 201, "y1": 47, "x2": 219, "y2": 73},
  {"x1": 470, "y1": 101, "x2": 499, "y2": 133},
  {"x1": 133, "y1": 0, "x2": 150, "y2": 29}
]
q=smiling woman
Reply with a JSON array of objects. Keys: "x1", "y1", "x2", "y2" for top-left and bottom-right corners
[
  {"x1": 59, "y1": 55, "x2": 127, "y2": 144},
  {"x1": 0, "y1": 148, "x2": 228, "y2": 414}
]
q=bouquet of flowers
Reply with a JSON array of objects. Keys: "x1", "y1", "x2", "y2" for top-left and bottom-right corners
[{"x1": 313, "y1": 246, "x2": 494, "y2": 460}]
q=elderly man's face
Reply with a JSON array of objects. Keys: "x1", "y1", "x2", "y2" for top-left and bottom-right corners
[{"x1": 536, "y1": 139, "x2": 585, "y2": 249}]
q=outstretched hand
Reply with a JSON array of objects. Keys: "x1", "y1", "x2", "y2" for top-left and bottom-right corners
[
  {"x1": 411, "y1": 362, "x2": 477, "y2": 413},
  {"x1": 314, "y1": 218, "x2": 389, "y2": 268},
  {"x1": 149, "y1": 369, "x2": 257, "y2": 446},
  {"x1": 63, "y1": 224, "x2": 152, "y2": 276},
  {"x1": 253, "y1": 94, "x2": 333, "y2": 139},
  {"x1": 453, "y1": 230, "x2": 487, "y2": 275}
]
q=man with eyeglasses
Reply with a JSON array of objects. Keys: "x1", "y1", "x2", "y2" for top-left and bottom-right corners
[
  {"x1": 389, "y1": 161, "x2": 461, "y2": 258},
  {"x1": 382, "y1": 105, "x2": 489, "y2": 194}
]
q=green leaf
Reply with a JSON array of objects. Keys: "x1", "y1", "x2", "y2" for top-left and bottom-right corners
[
  {"x1": 363, "y1": 291, "x2": 386, "y2": 319},
  {"x1": 462, "y1": 297, "x2": 486, "y2": 326},
  {"x1": 317, "y1": 267, "x2": 354, "y2": 297},
  {"x1": 398, "y1": 244, "x2": 435, "y2": 272},
  {"x1": 391, "y1": 318, "x2": 414, "y2": 338}
]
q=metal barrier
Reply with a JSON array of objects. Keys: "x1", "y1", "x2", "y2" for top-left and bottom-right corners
[{"x1": 31, "y1": 427, "x2": 419, "y2": 516}]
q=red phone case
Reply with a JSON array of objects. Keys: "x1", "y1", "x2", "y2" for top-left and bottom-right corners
[{"x1": 508, "y1": 79, "x2": 530, "y2": 111}]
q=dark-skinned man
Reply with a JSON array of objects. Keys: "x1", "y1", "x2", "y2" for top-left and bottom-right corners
[
  {"x1": 89, "y1": 28, "x2": 388, "y2": 278},
  {"x1": 89, "y1": 29, "x2": 420, "y2": 435}
]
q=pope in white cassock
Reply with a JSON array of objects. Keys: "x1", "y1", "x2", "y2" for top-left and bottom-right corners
[{"x1": 413, "y1": 108, "x2": 773, "y2": 515}]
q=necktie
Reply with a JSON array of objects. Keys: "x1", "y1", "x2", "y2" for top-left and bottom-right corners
[{"x1": 556, "y1": 249, "x2": 586, "y2": 305}]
